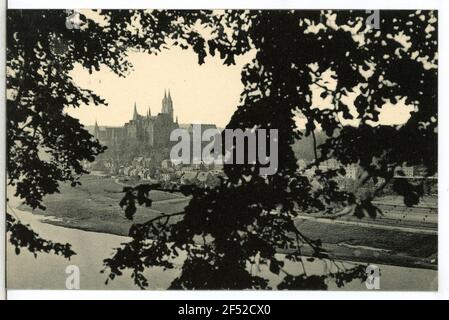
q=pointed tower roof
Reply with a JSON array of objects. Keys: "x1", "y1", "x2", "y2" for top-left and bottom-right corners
[
  {"x1": 133, "y1": 102, "x2": 139, "y2": 121},
  {"x1": 147, "y1": 105, "x2": 151, "y2": 117},
  {"x1": 94, "y1": 120, "x2": 99, "y2": 130}
]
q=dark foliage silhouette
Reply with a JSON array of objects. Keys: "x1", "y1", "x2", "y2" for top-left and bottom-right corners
[
  {"x1": 7, "y1": 10, "x2": 437, "y2": 289},
  {"x1": 104, "y1": 10, "x2": 437, "y2": 289}
]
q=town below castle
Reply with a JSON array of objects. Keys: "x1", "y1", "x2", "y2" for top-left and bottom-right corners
[
  {"x1": 87, "y1": 90, "x2": 437, "y2": 193},
  {"x1": 87, "y1": 90, "x2": 224, "y2": 187}
]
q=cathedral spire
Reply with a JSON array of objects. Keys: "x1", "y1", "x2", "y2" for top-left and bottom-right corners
[
  {"x1": 167, "y1": 89, "x2": 173, "y2": 121},
  {"x1": 133, "y1": 102, "x2": 139, "y2": 121},
  {"x1": 94, "y1": 120, "x2": 100, "y2": 138},
  {"x1": 161, "y1": 89, "x2": 174, "y2": 121},
  {"x1": 147, "y1": 105, "x2": 151, "y2": 117}
]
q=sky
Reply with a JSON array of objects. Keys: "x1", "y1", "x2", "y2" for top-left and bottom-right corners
[
  {"x1": 65, "y1": 43, "x2": 414, "y2": 130},
  {"x1": 64, "y1": 9, "x2": 418, "y2": 129},
  {"x1": 67, "y1": 46, "x2": 256, "y2": 128},
  {"x1": 66, "y1": 47, "x2": 414, "y2": 130}
]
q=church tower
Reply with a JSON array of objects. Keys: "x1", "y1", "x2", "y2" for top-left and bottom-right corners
[
  {"x1": 94, "y1": 120, "x2": 100, "y2": 139},
  {"x1": 161, "y1": 89, "x2": 174, "y2": 121},
  {"x1": 132, "y1": 102, "x2": 139, "y2": 121}
]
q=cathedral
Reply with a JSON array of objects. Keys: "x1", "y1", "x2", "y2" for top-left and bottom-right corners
[{"x1": 94, "y1": 90, "x2": 179, "y2": 148}]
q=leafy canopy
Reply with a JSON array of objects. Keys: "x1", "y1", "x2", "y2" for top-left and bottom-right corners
[{"x1": 7, "y1": 10, "x2": 437, "y2": 289}]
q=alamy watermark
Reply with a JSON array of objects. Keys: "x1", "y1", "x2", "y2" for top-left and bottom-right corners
[
  {"x1": 170, "y1": 125, "x2": 278, "y2": 175},
  {"x1": 65, "y1": 265, "x2": 80, "y2": 289},
  {"x1": 365, "y1": 10, "x2": 380, "y2": 30},
  {"x1": 365, "y1": 264, "x2": 380, "y2": 290}
]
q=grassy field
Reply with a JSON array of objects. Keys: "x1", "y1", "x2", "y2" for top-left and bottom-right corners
[
  {"x1": 296, "y1": 220, "x2": 436, "y2": 258},
  {"x1": 19, "y1": 174, "x2": 437, "y2": 267},
  {"x1": 20, "y1": 175, "x2": 188, "y2": 236}
]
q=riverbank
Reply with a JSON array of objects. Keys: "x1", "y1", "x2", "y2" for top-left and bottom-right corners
[
  {"x1": 7, "y1": 204, "x2": 182, "y2": 290},
  {"x1": 12, "y1": 174, "x2": 437, "y2": 280},
  {"x1": 7, "y1": 206, "x2": 437, "y2": 290},
  {"x1": 10, "y1": 176, "x2": 438, "y2": 288},
  {"x1": 18, "y1": 175, "x2": 188, "y2": 236}
]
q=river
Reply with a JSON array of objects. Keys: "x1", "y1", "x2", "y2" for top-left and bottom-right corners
[{"x1": 6, "y1": 196, "x2": 437, "y2": 291}]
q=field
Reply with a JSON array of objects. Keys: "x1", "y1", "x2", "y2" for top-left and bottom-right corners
[
  {"x1": 20, "y1": 175, "x2": 189, "y2": 236},
  {"x1": 19, "y1": 174, "x2": 437, "y2": 269}
]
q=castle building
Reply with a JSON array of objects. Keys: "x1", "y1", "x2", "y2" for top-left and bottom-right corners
[{"x1": 94, "y1": 90, "x2": 179, "y2": 147}]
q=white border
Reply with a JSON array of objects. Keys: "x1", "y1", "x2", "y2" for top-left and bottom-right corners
[{"x1": 3, "y1": 0, "x2": 449, "y2": 300}]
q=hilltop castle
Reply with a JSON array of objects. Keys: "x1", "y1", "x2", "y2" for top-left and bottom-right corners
[{"x1": 94, "y1": 90, "x2": 179, "y2": 148}]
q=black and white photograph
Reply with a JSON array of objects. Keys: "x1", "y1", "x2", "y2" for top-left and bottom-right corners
[{"x1": 1, "y1": 0, "x2": 447, "y2": 302}]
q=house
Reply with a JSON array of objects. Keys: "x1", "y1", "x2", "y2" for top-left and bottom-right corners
[
  {"x1": 144, "y1": 157, "x2": 152, "y2": 167},
  {"x1": 109, "y1": 166, "x2": 118, "y2": 175},
  {"x1": 315, "y1": 159, "x2": 341, "y2": 172},
  {"x1": 210, "y1": 169, "x2": 223, "y2": 176},
  {"x1": 130, "y1": 168, "x2": 139, "y2": 177},
  {"x1": 197, "y1": 172, "x2": 211, "y2": 184},
  {"x1": 138, "y1": 169, "x2": 149, "y2": 180},
  {"x1": 188, "y1": 163, "x2": 203, "y2": 170},
  {"x1": 297, "y1": 159, "x2": 307, "y2": 170},
  {"x1": 133, "y1": 156, "x2": 144, "y2": 166},
  {"x1": 403, "y1": 166, "x2": 414, "y2": 177},
  {"x1": 175, "y1": 170, "x2": 184, "y2": 178},
  {"x1": 161, "y1": 172, "x2": 175, "y2": 182},
  {"x1": 206, "y1": 172, "x2": 222, "y2": 187},
  {"x1": 165, "y1": 167, "x2": 175, "y2": 173},
  {"x1": 161, "y1": 159, "x2": 173, "y2": 170},
  {"x1": 394, "y1": 165, "x2": 414, "y2": 177},
  {"x1": 326, "y1": 158, "x2": 340, "y2": 169},
  {"x1": 345, "y1": 164, "x2": 359, "y2": 180},
  {"x1": 124, "y1": 166, "x2": 133, "y2": 176},
  {"x1": 143, "y1": 170, "x2": 152, "y2": 180},
  {"x1": 181, "y1": 171, "x2": 198, "y2": 185}
]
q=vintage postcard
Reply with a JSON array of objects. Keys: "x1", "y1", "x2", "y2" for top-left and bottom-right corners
[{"x1": 5, "y1": 7, "x2": 438, "y2": 293}]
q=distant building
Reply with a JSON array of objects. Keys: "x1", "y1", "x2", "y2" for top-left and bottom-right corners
[
  {"x1": 161, "y1": 159, "x2": 173, "y2": 170},
  {"x1": 133, "y1": 156, "x2": 144, "y2": 166},
  {"x1": 143, "y1": 157, "x2": 152, "y2": 167},
  {"x1": 93, "y1": 90, "x2": 179, "y2": 148},
  {"x1": 124, "y1": 166, "x2": 132, "y2": 176},
  {"x1": 402, "y1": 166, "x2": 414, "y2": 177},
  {"x1": 175, "y1": 170, "x2": 184, "y2": 178},
  {"x1": 181, "y1": 171, "x2": 199, "y2": 185},
  {"x1": 345, "y1": 163, "x2": 359, "y2": 180},
  {"x1": 161, "y1": 172, "x2": 174, "y2": 182},
  {"x1": 297, "y1": 159, "x2": 307, "y2": 170},
  {"x1": 130, "y1": 168, "x2": 139, "y2": 177},
  {"x1": 197, "y1": 172, "x2": 211, "y2": 184}
]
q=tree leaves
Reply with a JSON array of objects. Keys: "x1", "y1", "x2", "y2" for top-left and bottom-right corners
[
  {"x1": 106, "y1": 10, "x2": 437, "y2": 290},
  {"x1": 6, "y1": 213, "x2": 76, "y2": 259},
  {"x1": 278, "y1": 274, "x2": 328, "y2": 290},
  {"x1": 8, "y1": 10, "x2": 437, "y2": 290},
  {"x1": 269, "y1": 258, "x2": 284, "y2": 275},
  {"x1": 119, "y1": 183, "x2": 177, "y2": 220},
  {"x1": 392, "y1": 178, "x2": 424, "y2": 207}
]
